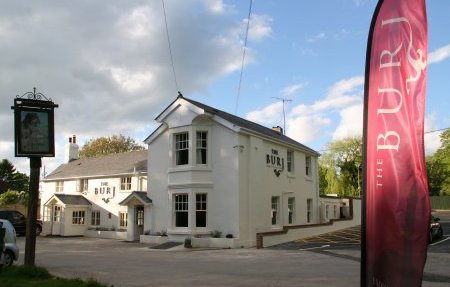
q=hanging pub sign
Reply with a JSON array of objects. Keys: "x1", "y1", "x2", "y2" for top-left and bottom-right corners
[{"x1": 11, "y1": 88, "x2": 58, "y2": 157}]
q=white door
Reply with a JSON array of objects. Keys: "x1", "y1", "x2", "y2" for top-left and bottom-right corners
[
  {"x1": 134, "y1": 205, "x2": 144, "y2": 240},
  {"x1": 51, "y1": 205, "x2": 62, "y2": 235}
]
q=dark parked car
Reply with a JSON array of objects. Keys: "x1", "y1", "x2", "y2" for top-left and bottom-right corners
[
  {"x1": 429, "y1": 215, "x2": 443, "y2": 243},
  {"x1": 0, "y1": 210, "x2": 42, "y2": 236}
]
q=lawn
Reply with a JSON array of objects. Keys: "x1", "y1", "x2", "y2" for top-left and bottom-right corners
[{"x1": 0, "y1": 265, "x2": 111, "y2": 287}]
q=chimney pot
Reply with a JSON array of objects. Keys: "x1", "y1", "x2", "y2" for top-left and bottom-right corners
[
  {"x1": 272, "y1": 126, "x2": 283, "y2": 135},
  {"x1": 73, "y1": 135, "x2": 76, "y2": 144},
  {"x1": 69, "y1": 137, "x2": 72, "y2": 143}
]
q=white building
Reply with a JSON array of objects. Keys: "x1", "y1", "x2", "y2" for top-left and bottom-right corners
[
  {"x1": 121, "y1": 95, "x2": 321, "y2": 247},
  {"x1": 40, "y1": 136, "x2": 147, "y2": 238}
]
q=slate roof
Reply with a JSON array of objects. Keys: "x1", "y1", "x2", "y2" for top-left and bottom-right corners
[
  {"x1": 119, "y1": 191, "x2": 152, "y2": 206},
  {"x1": 53, "y1": 194, "x2": 91, "y2": 206},
  {"x1": 180, "y1": 96, "x2": 319, "y2": 155},
  {"x1": 44, "y1": 150, "x2": 147, "y2": 181}
]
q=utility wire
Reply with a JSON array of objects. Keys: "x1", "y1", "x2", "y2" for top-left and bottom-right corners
[
  {"x1": 234, "y1": 0, "x2": 253, "y2": 115},
  {"x1": 162, "y1": 0, "x2": 179, "y2": 92}
]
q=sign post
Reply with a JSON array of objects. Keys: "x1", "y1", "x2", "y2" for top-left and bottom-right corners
[{"x1": 11, "y1": 88, "x2": 58, "y2": 266}]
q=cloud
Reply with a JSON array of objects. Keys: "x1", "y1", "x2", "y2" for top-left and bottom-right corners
[
  {"x1": 0, "y1": 0, "x2": 272, "y2": 173},
  {"x1": 247, "y1": 14, "x2": 273, "y2": 42},
  {"x1": 280, "y1": 83, "x2": 306, "y2": 97},
  {"x1": 306, "y1": 32, "x2": 327, "y2": 43},
  {"x1": 287, "y1": 116, "x2": 331, "y2": 143},
  {"x1": 246, "y1": 76, "x2": 364, "y2": 144},
  {"x1": 246, "y1": 102, "x2": 283, "y2": 125},
  {"x1": 332, "y1": 104, "x2": 364, "y2": 141},
  {"x1": 428, "y1": 44, "x2": 450, "y2": 64},
  {"x1": 424, "y1": 114, "x2": 443, "y2": 155}
]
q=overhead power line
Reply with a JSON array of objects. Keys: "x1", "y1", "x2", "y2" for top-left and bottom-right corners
[
  {"x1": 234, "y1": 0, "x2": 253, "y2": 115},
  {"x1": 162, "y1": 0, "x2": 179, "y2": 93}
]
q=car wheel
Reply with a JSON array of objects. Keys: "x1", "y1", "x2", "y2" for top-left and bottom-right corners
[
  {"x1": 36, "y1": 225, "x2": 42, "y2": 236},
  {"x1": 437, "y1": 227, "x2": 443, "y2": 239},
  {"x1": 3, "y1": 250, "x2": 14, "y2": 267}
]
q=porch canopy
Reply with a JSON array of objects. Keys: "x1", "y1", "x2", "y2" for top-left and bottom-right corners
[
  {"x1": 44, "y1": 194, "x2": 92, "y2": 207},
  {"x1": 119, "y1": 191, "x2": 152, "y2": 206}
]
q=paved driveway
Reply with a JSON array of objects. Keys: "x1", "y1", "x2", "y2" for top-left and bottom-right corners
[{"x1": 15, "y1": 233, "x2": 449, "y2": 287}]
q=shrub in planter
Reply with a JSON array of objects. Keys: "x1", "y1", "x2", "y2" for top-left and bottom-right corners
[
  {"x1": 211, "y1": 230, "x2": 222, "y2": 238},
  {"x1": 226, "y1": 234, "x2": 233, "y2": 239},
  {"x1": 184, "y1": 237, "x2": 192, "y2": 248}
]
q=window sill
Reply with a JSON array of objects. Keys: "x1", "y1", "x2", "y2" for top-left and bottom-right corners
[
  {"x1": 169, "y1": 165, "x2": 212, "y2": 173},
  {"x1": 304, "y1": 175, "x2": 313, "y2": 181},
  {"x1": 286, "y1": 173, "x2": 296, "y2": 179}
]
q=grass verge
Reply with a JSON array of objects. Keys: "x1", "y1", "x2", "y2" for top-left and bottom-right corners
[{"x1": 0, "y1": 265, "x2": 112, "y2": 287}]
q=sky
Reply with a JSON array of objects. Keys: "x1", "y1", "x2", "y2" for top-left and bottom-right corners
[{"x1": 1, "y1": 0, "x2": 449, "y2": 175}]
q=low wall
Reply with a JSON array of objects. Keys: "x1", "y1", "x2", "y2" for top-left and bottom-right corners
[
  {"x1": 85, "y1": 230, "x2": 127, "y2": 240},
  {"x1": 140, "y1": 235, "x2": 169, "y2": 245},
  {"x1": 191, "y1": 237, "x2": 236, "y2": 249},
  {"x1": 258, "y1": 198, "x2": 361, "y2": 248}
]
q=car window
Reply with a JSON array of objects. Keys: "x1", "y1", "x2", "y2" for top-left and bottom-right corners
[{"x1": 0, "y1": 220, "x2": 16, "y2": 243}]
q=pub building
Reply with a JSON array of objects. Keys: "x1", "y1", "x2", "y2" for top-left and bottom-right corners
[{"x1": 40, "y1": 95, "x2": 322, "y2": 247}]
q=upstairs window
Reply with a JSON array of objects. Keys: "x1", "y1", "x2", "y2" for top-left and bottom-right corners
[
  {"x1": 196, "y1": 131, "x2": 208, "y2": 165},
  {"x1": 175, "y1": 132, "x2": 189, "y2": 165},
  {"x1": 55, "y1": 181, "x2": 64, "y2": 193},
  {"x1": 121, "y1": 177, "x2": 132, "y2": 190},
  {"x1": 287, "y1": 150, "x2": 294, "y2": 173},
  {"x1": 305, "y1": 155, "x2": 312, "y2": 176},
  {"x1": 78, "y1": 179, "x2": 88, "y2": 193}
]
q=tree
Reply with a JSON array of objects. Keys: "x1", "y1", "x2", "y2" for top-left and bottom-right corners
[
  {"x1": 79, "y1": 134, "x2": 146, "y2": 158},
  {"x1": 0, "y1": 159, "x2": 29, "y2": 194},
  {"x1": 319, "y1": 137, "x2": 362, "y2": 197},
  {"x1": 426, "y1": 129, "x2": 450, "y2": 196}
]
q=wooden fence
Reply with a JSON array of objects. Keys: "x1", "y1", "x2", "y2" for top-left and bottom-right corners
[{"x1": 430, "y1": 196, "x2": 450, "y2": 210}]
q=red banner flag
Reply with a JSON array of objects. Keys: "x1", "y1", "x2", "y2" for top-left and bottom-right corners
[{"x1": 362, "y1": 0, "x2": 431, "y2": 286}]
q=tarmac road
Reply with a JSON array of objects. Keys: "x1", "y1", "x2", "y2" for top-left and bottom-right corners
[{"x1": 13, "y1": 210, "x2": 449, "y2": 287}]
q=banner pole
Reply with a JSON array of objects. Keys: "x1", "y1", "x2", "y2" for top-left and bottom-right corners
[{"x1": 361, "y1": 1, "x2": 384, "y2": 286}]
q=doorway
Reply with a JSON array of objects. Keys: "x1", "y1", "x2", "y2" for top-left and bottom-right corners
[{"x1": 134, "y1": 205, "x2": 144, "y2": 240}]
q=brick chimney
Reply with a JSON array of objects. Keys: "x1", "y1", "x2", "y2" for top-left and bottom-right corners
[
  {"x1": 272, "y1": 126, "x2": 283, "y2": 135},
  {"x1": 65, "y1": 135, "x2": 79, "y2": 163}
]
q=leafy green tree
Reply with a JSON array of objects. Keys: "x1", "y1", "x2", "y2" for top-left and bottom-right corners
[
  {"x1": 0, "y1": 190, "x2": 28, "y2": 205},
  {"x1": 319, "y1": 137, "x2": 362, "y2": 197},
  {"x1": 426, "y1": 129, "x2": 450, "y2": 195},
  {"x1": 0, "y1": 159, "x2": 29, "y2": 194},
  {"x1": 79, "y1": 134, "x2": 146, "y2": 158}
]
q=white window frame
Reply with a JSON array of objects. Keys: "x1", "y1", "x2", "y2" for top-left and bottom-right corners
[
  {"x1": 288, "y1": 197, "x2": 295, "y2": 224},
  {"x1": 195, "y1": 193, "x2": 207, "y2": 227},
  {"x1": 121, "y1": 177, "x2": 132, "y2": 190},
  {"x1": 55, "y1": 181, "x2": 64, "y2": 193},
  {"x1": 305, "y1": 155, "x2": 312, "y2": 177},
  {"x1": 287, "y1": 150, "x2": 294, "y2": 173},
  {"x1": 196, "y1": 131, "x2": 208, "y2": 165},
  {"x1": 174, "y1": 194, "x2": 189, "y2": 228},
  {"x1": 53, "y1": 206, "x2": 62, "y2": 222},
  {"x1": 91, "y1": 210, "x2": 100, "y2": 226},
  {"x1": 72, "y1": 210, "x2": 85, "y2": 225},
  {"x1": 119, "y1": 212, "x2": 128, "y2": 228},
  {"x1": 175, "y1": 132, "x2": 189, "y2": 166},
  {"x1": 307, "y1": 199, "x2": 313, "y2": 223},
  {"x1": 271, "y1": 196, "x2": 280, "y2": 226}
]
